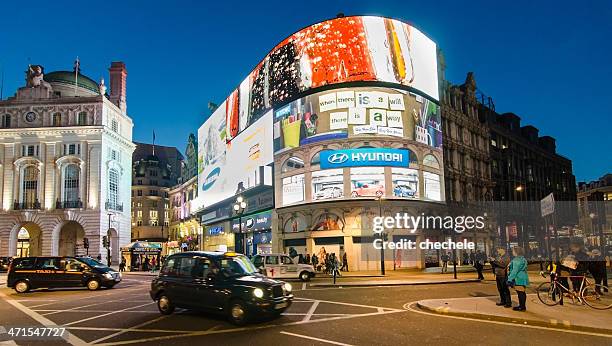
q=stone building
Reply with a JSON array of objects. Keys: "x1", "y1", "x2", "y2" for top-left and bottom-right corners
[
  {"x1": 577, "y1": 174, "x2": 611, "y2": 254},
  {"x1": 0, "y1": 62, "x2": 134, "y2": 264},
  {"x1": 131, "y1": 142, "x2": 182, "y2": 242}
]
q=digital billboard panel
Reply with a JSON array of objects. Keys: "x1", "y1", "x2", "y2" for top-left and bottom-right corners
[
  {"x1": 273, "y1": 86, "x2": 441, "y2": 153},
  {"x1": 198, "y1": 109, "x2": 274, "y2": 208},
  {"x1": 217, "y1": 15, "x2": 438, "y2": 140}
]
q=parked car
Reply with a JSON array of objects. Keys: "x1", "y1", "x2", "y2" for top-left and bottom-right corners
[
  {"x1": 252, "y1": 254, "x2": 316, "y2": 281},
  {"x1": 351, "y1": 182, "x2": 384, "y2": 197},
  {"x1": 7, "y1": 256, "x2": 121, "y2": 293},
  {"x1": 313, "y1": 186, "x2": 343, "y2": 200},
  {"x1": 0, "y1": 257, "x2": 12, "y2": 272},
  {"x1": 150, "y1": 251, "x2": 293, "y2": 325},
  {"x1": 393, "y1": 184, "x2": 416, "y2": 197}
]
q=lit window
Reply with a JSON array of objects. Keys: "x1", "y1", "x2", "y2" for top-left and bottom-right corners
[{"x1": 63, "y1": 165, "x2": 80, "y2": 203}]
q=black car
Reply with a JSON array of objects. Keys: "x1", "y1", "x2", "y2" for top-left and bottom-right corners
[
  {"x1": 7, "y1": 256, "x2": 122, "y2": 293},
  {"x1": 0, "y1": 257, "x2": 12, "y2": 272},
  {"x1": 150, "y1": 251, "x2": 293, "y2": 325}
]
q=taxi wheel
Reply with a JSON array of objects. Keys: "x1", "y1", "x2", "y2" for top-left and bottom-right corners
[
  {"x1": 228, "y1": 299, "x2": 249, "y2": 326},
  {"x1": 157, "y1": 294, "x2": 175, "y2": 315},
  {"x1": 14, "y1": 280, "x2": 30, "y2": 293},
  {"x1": 300, "y1": 271, "x2": 311, "y2": 282},
  {"x1": 87, "y1": 279, "x2": 100, "y2": 291}
]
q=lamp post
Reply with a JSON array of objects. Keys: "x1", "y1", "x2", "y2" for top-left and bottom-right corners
[
  {"x1": 233, "y1": 196, "x2": 247, "y2": 255},
  {"x1": 377, "y1": 195, "x2": 385, "y2": 276},
  {"x1": 107, "y1": 213, "x2": 113, "y2": 267}
]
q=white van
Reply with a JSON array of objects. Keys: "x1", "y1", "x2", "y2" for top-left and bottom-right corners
[{"x1": 252, "y1": 254, "x2": 315, "y2": 281}]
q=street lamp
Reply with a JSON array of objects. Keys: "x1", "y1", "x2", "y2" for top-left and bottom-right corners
[
  {"x1": 233, "y1": 196, "x2": 247, "y2": 255},
  {"x1": 377, "y1": 195, "x2": 385, "y2": 276}
]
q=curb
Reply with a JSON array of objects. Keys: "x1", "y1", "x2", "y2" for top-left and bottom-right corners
[
  {"x1": 310, "y1": 279, "x2": 480, "y2": 288},
  {"x1": 415, "y1": 301, "x2": 612, "y2": 335},
  {"x1": 122, "y1": 272, "x2": 158, "y2": 277}
]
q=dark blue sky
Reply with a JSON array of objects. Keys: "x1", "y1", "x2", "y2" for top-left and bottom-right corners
[{"x1": 2, "y1": 0, "x2": 610, "y2": 181}]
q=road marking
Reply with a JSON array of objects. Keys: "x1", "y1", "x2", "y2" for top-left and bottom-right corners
[
  {"x1": 0, "y1": 290, "x2": 88, "y2": 345},
  {"x1": 41, "y1": 297, "x2": 154, "y2": 316},
  {"x1": 403, "y1": 301, "x2": 612, "y2": 339},
  {"x1": 280, "y1": 331, "x2": 354, "y2": 345},
  {"x1": 67, "y1": 326, "x2": 196, "y2": 333},
  {"x1": 64, "y1": 302, "x2": 155, "y2": 326},
  {"x1": 89, "y1": 314, "x2": 169, "y2": 344},
  {"x1": 303, "y1": 300, "x2": 320, "y2": 322}
]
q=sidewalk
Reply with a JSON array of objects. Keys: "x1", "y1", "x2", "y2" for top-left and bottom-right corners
[{"x1": 417, "y1": 294, "x2": 612, "y2": 334}]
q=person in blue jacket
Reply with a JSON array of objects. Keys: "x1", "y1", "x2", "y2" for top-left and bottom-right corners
[{"x1": 507, "y1": 246, "x2": 529, "y2": 311}]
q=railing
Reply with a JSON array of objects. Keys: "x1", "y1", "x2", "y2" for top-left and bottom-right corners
[
  {"x1": 56, "y1": 200, "x2": 83, "y2": 209},
  {"x1": 14, "y1": 201, "x2": 42, "y2": 210},
  {"x1": 105, "y1": 201, "x2": 124, "y2": 212}
]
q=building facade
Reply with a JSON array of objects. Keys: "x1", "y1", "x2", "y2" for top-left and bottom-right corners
[
  {"x1": 0, "y1": 62, "x2": 134, "y2": 264},
  {"x1": 131, "y1": 142, "x2": 182, "y2": 242},
  {"x1": 577, "y1": 174, "x2": 611, "y2": 255}
]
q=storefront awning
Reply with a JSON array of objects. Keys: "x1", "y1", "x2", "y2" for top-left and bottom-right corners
[{"x1": 121, "y1": 241, "x2": 162, "y2": 254}]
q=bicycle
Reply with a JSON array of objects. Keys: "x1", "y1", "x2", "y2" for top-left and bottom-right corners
[{"x1": 536, "y1": 272, "x2": 611, "y2": 310}]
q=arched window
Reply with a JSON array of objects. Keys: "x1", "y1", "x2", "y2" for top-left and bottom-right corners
[
  {"x1": 281, "y1": 156, "x2": 304, "y2": 173},
  {"x1": 1, "y1": 114, "x2": 11, "y2": 128},
  {"x1": 108, "y1": 168, "x2": 119, "y2": 210},
  {"x1": 53, "y1": 113, "x2": 62, "y2": 126},
  {"x1": 423, "y1": 154, "x2": 440, "y2": 169},
  {"x1": 22, "y1": 166, "x2": 39, "y2": 208},
  {"x1": 77, "y1": 112, "x2": 87, "y2": 125},
  {"x1": 63, "y1": 165, "x2": 80, "y2": 204}
]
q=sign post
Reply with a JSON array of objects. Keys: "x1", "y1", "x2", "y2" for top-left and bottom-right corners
[{"x1": 540, "y1": 193, "x2": 557, "y2": 260}]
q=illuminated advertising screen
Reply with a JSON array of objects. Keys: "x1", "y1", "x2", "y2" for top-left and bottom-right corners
[
  {"x1": 197, "y1": 109, "x2": 274, "y2": 208},
  {"x1": 273, "y1": 86, "x2": 441, "y2": 153},
  {"x1": 215, "y1": 16, "x2": 438, "y2": 142}
]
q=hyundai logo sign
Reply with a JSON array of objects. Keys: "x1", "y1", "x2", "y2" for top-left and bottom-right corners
[
  {"x1": 327, "y1": 152, "x2": 349, "y2": 164},
  {"x1": 320, "y1": 148, "x2": 413, "y2": 169}
]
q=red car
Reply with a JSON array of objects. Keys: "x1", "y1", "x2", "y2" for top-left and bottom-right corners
[{"x1": 351, "y1": 182, "x2": 384, "y2": 197}]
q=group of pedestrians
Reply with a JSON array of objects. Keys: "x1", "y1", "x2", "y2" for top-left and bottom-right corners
[
  {"x1": 293, "y1": 248, "x2": 348, "y2": 275},
  {"x1": 490, "y1": 246, "x2": 529, "y2": 311}
]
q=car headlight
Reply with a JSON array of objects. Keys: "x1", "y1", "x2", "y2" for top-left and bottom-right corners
[
  {"x1": 253, "y1": 288, "x2": 264, "y2": 298},
  {"x1": 103, "y1": 273, "x2": 113, "y2": 279},
  {"x1": 284, "y1": 283, "x2": 292, "y2": 292}
]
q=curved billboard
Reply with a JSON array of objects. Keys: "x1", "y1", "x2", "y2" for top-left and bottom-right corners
[{"x1": 222, "y1": 15, "x2": 439, "y2": 141}]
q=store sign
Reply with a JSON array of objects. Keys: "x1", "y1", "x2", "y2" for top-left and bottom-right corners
[
  {"x1": 208, "y1": 225, "x2": 224, "y2": 236},
  {"x1": 232, "y1": 211, "x2": 272, "y2": 232},
  {"x1": 541, "y1": 193, "x2": 555, "y2": 217},
  {"x1": 320, "y1": 148, "x2": 411, "y2": 169}
]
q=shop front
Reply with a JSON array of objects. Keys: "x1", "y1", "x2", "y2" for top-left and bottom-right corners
[
  {"x1": 203, "y1": 221, "x2": 235, "y2": 252},
  {"x1": 232, "y1": 210, "x2": 273, "y2": 257},
  {"x1": 120, "y1": 241, "x2": 162, "y2": 271}
]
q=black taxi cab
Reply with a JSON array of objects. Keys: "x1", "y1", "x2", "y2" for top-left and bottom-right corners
[
  {"x1": 7, "y1": 256, "x2": 122, "y2": 293},
  {"x1": 150, "y1": 251, "x2": 293, "y2": 325}
]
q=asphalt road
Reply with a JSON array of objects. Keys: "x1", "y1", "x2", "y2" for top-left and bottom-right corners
[{"x1": 0, "y1": 274, "x2": 609, "y2": 345}]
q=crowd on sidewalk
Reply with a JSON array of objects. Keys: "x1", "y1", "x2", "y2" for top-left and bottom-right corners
[{"x1": 288, "y1": 246, "x2": 348, "y2": 276}]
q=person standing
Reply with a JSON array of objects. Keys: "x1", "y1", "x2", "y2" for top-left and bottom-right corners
[
  {"x1": 119, "y1": 257, "x2": 126, "y2": 272},
  {"x1": 150, "y1": 256, "x2": 157, "y2": 273},
  {"x1": 568, "y1": 240, "x2": 589, "y2": 292},
  {"x1": 311, "y1": 254, "x2": 318, "y2": 271},
  {"x1": 490, "y1": 247, "x2": 512, "y2": 307},
  {"x1": 474, "y1": 250, "x2": 485, "y2": 280},
  {"x1": 341, "y1": 252, "x2": 348, "y2": 272},
  {"x1": 507, "y1": 246, "x2": 529, "y2": 311},
  {"x1": 588, "y1": 249, "x2": 608, "y2": 293},
  {"x1": 441, "y1": 252, "x2": 450, "y2": 274},
  {"x1": 305, "y1": 253, "x2": 311, "y2": 266}
]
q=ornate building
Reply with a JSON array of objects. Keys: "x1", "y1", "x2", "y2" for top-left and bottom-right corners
[
  {"x1": 167, "y1": 134, "x2": 201, "y2": 253},
  {"x1": 131, "y1": 142, "x2": 182, "y2": 242},
  {"x1": 0, "y1": 62, "x2": 134, "y2": 264},
  {"x1": 577, "y1": 174, "x2": 611, "y2": 254},
  {"x1": 440, "y1": 71, "x2": 494, "y2": 255}
]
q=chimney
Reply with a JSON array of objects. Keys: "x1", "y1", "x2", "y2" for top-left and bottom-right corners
[{"x1": 109, "y1": 61, "x2": 127, "y2": 113}]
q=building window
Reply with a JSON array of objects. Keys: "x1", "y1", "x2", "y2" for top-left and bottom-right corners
[
  {"x1": 137, "y1": 210, "x2": 142, "y2": 218},
  {"x1": 77, "y1": 112, "x2": 87, "y2": 125},
  {"x1": 108, "y1": 168, "x2": 119, "y2": 209},
  {"x1": 22, "y1": 145, "x2": 38, "y2": 157},
  {"x1": 22, "y1": 166, "x2": 39, "y2": 206},
  {"x1": 137, "y1": 190, "x2": 142, "y2": 196},
  {"x1": 53, "y1": 113, "x2": 62, "y2": 126},
  {"x1": 111, "y1": 119, "x2": 118, "y2": 132},
  {"x1": 1, "y1": 114, "x2": 11, "y2": 128},
  {"x1": 150, "y1": 210, "x2": 158, "y2": 219},
  {"x1": 63, "y1": 164, "x2": 80, "y2": 203},
  {"x1": 423, "y1": 154, "x2": 440, "y2": 169},
  {"x1": 282, "y1": 156, "x2": 305, "y2": 173},
  {"x1": 137, "y1": 220, "x2": 142, "y2": 226}
]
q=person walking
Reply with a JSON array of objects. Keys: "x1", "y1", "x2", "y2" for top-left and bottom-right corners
[
  {"x1": 474, "y1": 250, "x2": 485, "y2": 280},
  {"x1": 150, "y1": 256, "x2": 157, "y2": 273},
  {"x1": 441, "y1": 252, "x2": 450, "y2": 274},
  {"x1": 305, "y1": 253, "x2": 311, "y2": 265},
  {"x1": 507, "y1": 246, "x2": 529, "y2": 311},
  {"x1": 119, "y1": 257, "x2": 126, "y2": 272},
  {"x1": 588, "y1": 249, "x2": 608, "y2": 293},
  {"x1": 311, "y1": 254, "x2": 318, "y2": 271},
  {"x1": 341, "y1": 253, "x2": 348, "y2": 272},
  {"x1": 490, "y1": 247, "x2": 512, "y2": 307}
]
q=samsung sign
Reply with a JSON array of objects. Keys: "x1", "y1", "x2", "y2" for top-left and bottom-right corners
[{"x1": 320, "y1": 148, "x2": 411, "y2": 169}]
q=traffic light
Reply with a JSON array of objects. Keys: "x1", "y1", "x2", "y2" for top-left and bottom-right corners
[
  {"x1": 102, "y1": 236, "x2": 109, "y2": 248},
  {"x1": 83, "y1": 237, "x2": 89, "y2": 249}
]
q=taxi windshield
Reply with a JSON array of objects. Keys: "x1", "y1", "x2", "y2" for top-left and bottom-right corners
[
  {"x1": 77, "y1": 257, "x2": 106, "y2": 268},
  {"x1": 219, "y1": 255, "x2": 258, "y2": 277}
]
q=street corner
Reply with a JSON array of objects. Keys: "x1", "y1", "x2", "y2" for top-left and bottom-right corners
[{"x1": 411, "y1": 295, "x2": 612, "y2": 336}]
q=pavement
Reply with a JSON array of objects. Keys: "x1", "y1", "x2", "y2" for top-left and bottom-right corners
[{"x1": 416, "y1": 294, "x2": 612, "y2": 334}]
